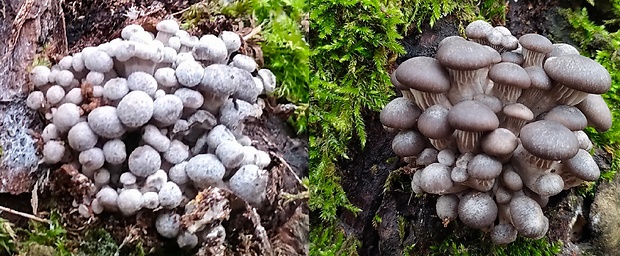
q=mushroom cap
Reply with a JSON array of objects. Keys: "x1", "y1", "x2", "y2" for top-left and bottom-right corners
[
  {"x1": 519, "y1": 120, "x2": 579, "y2": 160},
  {"x1": 448, "y1": 100, "x2": 499, "y2": 132},
  {"x1": 436, "y1": 39, "x2": 495, "y2": 70},
  {"x1": 26, "y1": 91, "x2": 45, "y2": 110},
  {"x1": 128, "y1": 145, "x2": 161, "y2": 177},
  {"x1": 127, "y1": 72, "x2": 158, "y2": 96},
  {"x1": 543, "y1": 105, "x2": 587, "y2": 131},
  {"x1": 152, "y1": 94, "x2": 183, "y2": 127},
  {"x1": 546, "y1": 43, "x2": 580, "y2": 58},
  {"x1": 164, "y1": 140, "x2": 189, "y2": 165},
  {"x1": 379, "y1": 97, "x2": 421, "y2": 130},
  {"x1": 156, "y1": 20, "x2": 180, "y2": 33},
  {"x1": 175, "y1": 60, "x2": 204, "y2": 87},
  {"x1": 67, "y1": 122, "x2": 98, "y2": 151},
  {"x1": 488, "y1": 62, "x2": 531, "y2": 89},
  {"x1": 103, "y1": 78, "x2": 129, "y2": 101},
  {"x1": 576, "y1": 94, "x2": 612, "y2": 132},
  {"x1": 500, "y1": 51, "x2": 524, "y2": 65},
  {"x1": 53, "y1": 103, "x2": 81, "y2": 133},
  {"x1": 87, "y1": 106, "x2": 126, "y2": 139},
  {"x1": 503, "y1": 103, "x2": 534, "y2": 121},
  {"x1": 168, "y1": 161, "x2": 189, "y2": 185},
  {"x1": 419, "y1": 163, "x2": 454, "y2": 194},
  {"x1": 229, "y1": 164, "x2": 268, "y2": 206},
  {"x1": 436, "y1": 194, "x2": 459, "y2": 222},
  {"x1": 501, "y1": 165, "x2": 523, "y2": 191},
  {"x1": 534, "y1": 173, "x2": 564, "y2": 196},
  {"x1": 394, "y1": 57, "x2": 450, "y2": 93},
  {"x1": 509, "y1": 195, "x2": 549, "y2": 238},
  {"x1": 391, "y1": 130, "x2": 427, "y2": 157},
  {"x1": 159, "y1": 181, "x2": 183, "y2": 209},
  {"x1": 103, "y1": 139, "x2": 126, "y2": 165},
  {"x1": 185, "y1": 154, "x2": 225, "y2": 188},
  {"x1": 465, "y1": 20, "x2": 493, "y2": 39},
  {"x1": 523, "y1": 66, "x2": 553, "y2": 91},
  {"x1": 155, "y1": 212, "x2": 181, "y2": 238},
  {"x1": 42, "y1": 141, "x2": 65, "y2": 164},
  {"x1": 96, "y1": 186, "x2": 118, "y2": 211},
  {"x1": 473, "y1": 94, "x2": 503, "y2": 113},
  {"x1": 467, "y1": 154, "x2": 502, "y2": 180},
  {"x1": 458, "y1": 192, "x2": 498, "y2": 229},
  {"x1": 491, "y1": 223, "x2": 518, "y2": 245},
  {"x1": 30, "y1": 66, "x2": 51, "y2": 87},
  {"x1": 79, "y1": 147, "x2": 105, "y2": 172},
  {"x1": 481, "y1": 128, "x2": 518, "y2": 157},
  {"x1": 83, "y1": 49, "x2": 114, "y2": 73},
  {"x1": 564, "y1": 149, "x2": 600, "y2": 181},
  {"x1": 417, "y1": 105, "x2": 454, "y2": 139},
  {"x1": 390, "y1": 71, "x2": 408, "y2": 91},
  {"x1": 544, "y1": 54, "x2": 611, "y2": 94},
  {"x1": 117, "y1": 188, "x2": 143, "y2": 216},
  {"x1": 451, "y1": 166, "x2": 469, "y2": 183},
  {"x1": 518, "y1": 34, "x2": 553, "y2": 53},
  {"x1": 117, "y1": 90, "x2": 154, "y2": 128}
]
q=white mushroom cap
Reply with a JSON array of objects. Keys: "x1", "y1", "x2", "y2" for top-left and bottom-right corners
[
  {"x1": 128, "y1": 145, "x2": 161, "y2": 177},
  {"x1": 57, "y1": 56, "x2": 73, "y2": 70},
  {"x1": 83, "y1": 49, "x2": 114, "y2": 73},
  {"x1": 120, "y1": 172, "x2": 137, "y2": 188},
  {"x1": 96, "y1": 186, "x2": 118, "y2": 211},
  {"x1": 42, "y1": 140, "x2": 66, "y2": 164},
  {"x1": 168, "y1": 161, "x2": 189, "y2": 185},
  {"x1": 152, "y1": 94, "x2": 183, "y2": 127},
  {"x1": 127, "y1": 72, "x2": 158, "y2": 97},
  {"x1": 193, "y1": 35, "x2": 228, "y2": 63},
  {"x1": 72, "y1": 53, "x2": 86, "y2": 72},
  {"x1": 41, "y1": 124, "x2": 59, "y2": 142},
  {"x1": 121, "y1": 24, "x2": 145, "y2": 40},
  {"x1": 117, "y1": 188, "x2": 143, "y2": 216},
  {"x1": 185, "y1": 154, "x2": 225, "y2": 188},
  {"x1": 175, "y1": 60, "x2": 204, "y2": 87},
  {"x1": 228, "y1": 164, "x2": 268, "y2": 207},
  {"x1": 63, "y1": 88, "x2": 83, "y2": 105},
  {"x1": 257, "y1": 69, "x2": 276, "y2": 94},
  {"x1": 145, "y1": 169, "x2": 168, "y2": 191},
  {"x1": 117, "y1": 90, "x2": 154, "y2": 128},
  {"x1": 30, "y1": 66, "x2": 51, "y2": 87},
  {"x1": 177, "y1": 230, "x2": 198, "y2": 249},
  {"x1": 142, "y1": 124, "x2": 171, "y2": 152},
  {"x1": 206, "y1": 124, "x2": 236, "y2": 149},
  {"x1": 142, "y1": 192, "x2": 160, "y2": 209},
  {"x1": 158, "y1": 181, "x2": 183, "y2": 209},
  {"x1": 155, "y1": 211, "x2": 181, "y2": 238},
  {"x1": 164, "y1": 140, "x2": 189, "y2": 164},
  {"x1": 87, "y1": 106, "x2": 126, "y2": 138},
  {"x1": 102, "y1": 78, "x2": 129, "y2": 101},
  {"x1": 67, "y1": 122, "x2": 98, "y2": 151},
  {"x1": 231, "y1": 54, "x2": 258, "y2": 72},
  {"x1": 154, "y1": 67, "x2": 178, "y2": 88},
  {"x1": 86, "y1": 71, "x2": 105, "y2": 85},
  {"x1": 174, "y1": 88, "x2": 204, "y2": 109},
  {"x1": 26, "y1": 91, "x2": 45, "y2": 110},
  {"x1": 93, "y1": 168, "x2": 111, "y2": 187},
  {"x1": 46, "y1": 85, "x2": 65, "y2": 106},
  {"x1": 219, "y1": 31, "x2": 242, "y2": 54},
  {"x1": 215, "y1": 140, "x2": 244, "y2": 169},
  {"x1": 102, "y1": 139, "x2": 126, "y2": 165},
  {"x1": 79, "y1": 147, "x2": 105, "y2": 173}
]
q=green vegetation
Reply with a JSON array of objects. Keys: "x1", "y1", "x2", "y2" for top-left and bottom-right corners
[
  {"x1": 429, "y1": 231, "x2": 562, "y2": 256},
  {"x1": 19, "y1": 212, "x2": 72, "y2": 256},
  {"x1": 562, "y1": 1, "x2": 620, "y2": 181},
  {"x1": 309, "y1": 223, "x2": 361, "y2": 256},
  {"x1": 75, "y1": 228, "x2": 119, "y2": 256}
]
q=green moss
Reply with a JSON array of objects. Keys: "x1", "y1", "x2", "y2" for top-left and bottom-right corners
[
  {"x1": 18, "y1": 212, "x2": 71, "y2": 256},
  {"x1": 0, "y1": 218, "x2": 17, "y2": 255},
  {"x1": 429, "y1": 231, "x2": 562, "y2": 256},
  {"x1": 75, "y1": 228, "x2": 119, "y2": 256},
  {"x1": 309, "y1": 223, "x2": 361, "y2": 256}
]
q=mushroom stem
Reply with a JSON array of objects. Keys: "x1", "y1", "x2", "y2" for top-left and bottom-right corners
[
  {"x1": 500, "y1": 116, "x2": 529, "y2": 136},
  {"x1": 491, "y1": 83, "x2": 523, "y2": 104},
  {"x1": 447, "y1": 69, "x2": 486, "y2": 103},
  {"x1": 521, "y1": 48, "x2": 546, "y2": 68},
  {"x1": 517, "y1": 88, "x2": 546, "y2": 109},
  {"x1": 454, "y1": 130, "x2": 483, "y2": 153},
  {"x1": 429, "y1": 137, "x2": 455, "y2": 151}
]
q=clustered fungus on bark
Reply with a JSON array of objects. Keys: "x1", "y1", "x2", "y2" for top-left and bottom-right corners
[
  {"x1": 381, "y1": 20, "x2": 613, "y2": 245},
  {"x1": 28, "y1": 19, "x2": 277, "y2": 248}
]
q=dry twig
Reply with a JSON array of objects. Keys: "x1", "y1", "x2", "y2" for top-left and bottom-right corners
[{"x1": 0, "y1": 205, "x2": 50, "y2": 224}]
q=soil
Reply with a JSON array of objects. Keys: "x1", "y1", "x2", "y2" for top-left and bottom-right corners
[
  {"x1": 339, "y1": 0, "x2": 611, "y2": 255},
  {"x1": 0, "y1": 0, "x2": 308, "y2": 254}
]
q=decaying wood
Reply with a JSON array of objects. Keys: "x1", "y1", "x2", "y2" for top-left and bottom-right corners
[{"x1": 0, "y1": 0, "x2": 67, "y2": 194}]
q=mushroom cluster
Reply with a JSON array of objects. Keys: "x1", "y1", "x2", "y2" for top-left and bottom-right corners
[
  {"x1": 27, "y1": 19, "x2": 276, "y2": 248},
  {"x1": 381, "y1": 20, "x2": 612, "y2": 244}
]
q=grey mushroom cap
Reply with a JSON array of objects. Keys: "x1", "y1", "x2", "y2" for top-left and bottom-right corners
[
  {"x1": 436, "y1": 39, "x2": 495, "y2": 70},
  {"x1": 500, "y1": 51, "x2": 524, "y2": 65},
  {"x1": 379, "y1": 97, "x2": 422, "y2": 130},
  {"x1": 448, "y1": 100, "x2": 499, "y2": 132},
  {"x1": 458, "y1": 192, "x2": 498, "y2": 230},
  {"x1": 128, "y1": 145, "x2": 161, "y2": 177},
  {"x1": 491, "y1": 223, "x2": 518, "y2": 245},
  {"x1": 229, "y1": 164, "x2": 268, "y2": 206},
  {"x1": 103, "y1": 78, "x2": 129, "y2": 101},
  {"x1": 199, "y1": 64, "x2": 239, "y2": 97},
  {"x1": 83, "y1": 49, "x2": 114, "y2": 73},
  {"x1": 564, "y1": 149, "x2": 600, "y2": 181},
  {"x1": 103, "y1": 139, "x2": 126, "y2": 165},
  {"x1": 509, "y1": 195, "x2": 549, "y2": 238},
  {"x1": 117, "y1": 188, "x2": 143, "y2": 216},
  {"x1": 544, "y1": 54, "x2": 611, "y2": 94},
  {"x1": 467, "y1": 154, "x2": 502, "y2": 180},
  {"x1": 503, "y1": 103, "x2": 534, "y2": 121},
  {"x1": 481, "y1": 128, "x2": 518, "y2": 157},
  {"x1": 543, "y1": 105, "x2": 587, "y2": 131},
  {"x1": 175, "y1": 60, "x2": 204, "y2": 87},
  {"x1": 546, "y1": 43, "x2": 580, "y2": 58},
  {"x1": 155, "y1": 212, "x2": 181, "y2": 238},
  {"x1": 390, "y1": 71, "x2": 407, "y2": 91},
  {"x1": 576, "y1": 94, "x2": 612, "y2": 132},
  {"x1": 473, "y1": 94, "x2": 503, "y2": 114},
  {"x1": 394, "y1": 57, "x2": 450, "y2": 93},
  {"x1": 523, "y1": 66, "x2": 552, "y2": 91},
  {"x1": 488, "y1": 62, "x2": 531, "y2": 89},
  {"x1": 519, "y1": 120, "x2": 579, "y2": 161},
  {"x1": 159, "y1": 182, "x2": 183, "y2": 209},
  {"x1": 417, "y1": 105, "x2": 454, "y2": 139},
  {"x1": 231, "y1": 67, "x2": 262, "y2": 103},
  {"x1": 67, "y1": 122, "x2": 98, "y2": 151},
  {"x1": 436, "y1": 194, "x2": 459, "y2": 224},
  {"x1": 42, "y1": 141, "x2": 65, "y2": 164},
  {"x1": 127, "y1": 72, "x2": 158, "y2": 96},
  {"x1": 391, "y1": 130, "x2": 427, "y2": 157},
  {"x1": 116, "y1": 90, "x2": 154, "y2": 128},
  {"x1": 419, "y1": 163, "x2": 454, "y2": 194},
  {"x1": 219, "y1": 31, "x2": 242, "y2": 53},
  {"x1": 185, "y1": 154, "x2": 225, "y2": 188},
  {"x1": 53, "y1": 103, "x2": 81, "y2": 133},
  {"x1": 465, "y1": 20, "x2": 493, "y2": 40},
  {"x1": 152, "y1": 94, "x2": 184, "y2": 127},
  {"x1": 87, "y1": 106, "x2": 126, "y2": 139},
  {"x1": 518, "y1": 34, "x2": 553, "y2": 54},
  {"x1": 534, "y1": 173, "x2": 564, "y2": 196}
]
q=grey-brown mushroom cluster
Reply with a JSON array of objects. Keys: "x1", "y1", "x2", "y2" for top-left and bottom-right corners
[
  {"x1": 28, "y1": 19, "x2": 276, "y2": 248},
  {"x1": 381, "y1": 20, "x2": 612, "y2": 244}
]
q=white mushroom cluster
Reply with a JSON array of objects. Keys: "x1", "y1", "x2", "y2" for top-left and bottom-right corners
[
  {"x1": 28, "y1": 20, "x2": 275, "y2": 248},
  {"x1": 381, "y1": 20, "x2": 612, "y2": 244}
]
